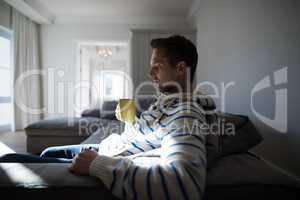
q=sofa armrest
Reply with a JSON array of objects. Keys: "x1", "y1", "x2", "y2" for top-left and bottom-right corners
[
  {"x1": 25, "y1": 117, "x2": 102, "y2": 154},
  {"x1": 0, "y1": 163, "x2": 118, "y2": 199}
]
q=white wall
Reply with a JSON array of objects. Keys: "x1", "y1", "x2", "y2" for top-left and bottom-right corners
[
  {"x1": 0, "y1": 1, "x2": 11, "y2": 29},
  {"x1": 40, "y1": 24, "x2": 130, "y2": 118},
  {"x1": 40, "y1": 23, "x2": 194, "y2": 118},
  {"x1": 195, "y1": 0, "x2": 300, "y2": 177}
]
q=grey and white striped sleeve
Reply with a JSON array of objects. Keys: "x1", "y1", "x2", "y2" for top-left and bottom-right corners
[{"x1": 89, "y1": 112, "x2": 207, "y2": 200}]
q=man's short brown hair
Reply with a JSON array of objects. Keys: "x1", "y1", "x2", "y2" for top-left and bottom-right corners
[{"x1": 150, "y1": 35, "x2": 198, "y2": 82}]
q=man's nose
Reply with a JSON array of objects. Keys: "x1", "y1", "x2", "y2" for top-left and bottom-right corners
[{"x1": 148, "y1": 66, "x2": 156, "y2": 80}]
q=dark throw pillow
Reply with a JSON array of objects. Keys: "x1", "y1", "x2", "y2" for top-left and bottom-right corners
[
  {"x1": 81, "y1": 109, "x2": 101, "y2": 118},
  {"x1": 220, "y1": 114, "x2": 263, "y2": 156},
  {"x1": 205, "y1": 112, "x2": 263, "y2": 169},
  {"x1": 100, "y1": 101, "x2": 118, "y2": 120}
]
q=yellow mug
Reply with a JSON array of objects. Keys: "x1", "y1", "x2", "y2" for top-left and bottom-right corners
[{"x1": 117, "y1": 99, "x2": 136, "y2": 124}]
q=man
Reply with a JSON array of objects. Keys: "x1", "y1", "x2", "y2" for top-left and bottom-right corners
[
  {"x1": 69, "y1": 35, "x2": 211, "y2": 199},
  {"x1": 0, "y1": 35, "x2": 214, "y2": 199}
]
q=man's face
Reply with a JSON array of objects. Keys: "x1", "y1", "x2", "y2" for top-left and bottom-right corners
[{"x1": 149, "y1": 48, "x2": 180, "y2": 93}]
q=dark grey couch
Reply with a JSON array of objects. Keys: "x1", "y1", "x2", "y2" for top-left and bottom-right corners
[
  {"x1": 2, "y1": 98, "x2": 300, "y2": 199},
  {"x1": 1, "y1": 153, "x2": 300, "y2": 200},
  {"x1": 25, "y1": 98, "x2": 156, "y2": 154}
]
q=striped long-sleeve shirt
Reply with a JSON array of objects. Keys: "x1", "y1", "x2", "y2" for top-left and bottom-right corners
[{"x1": 89, "y1": 93, "x2": 215, "y2": 200}]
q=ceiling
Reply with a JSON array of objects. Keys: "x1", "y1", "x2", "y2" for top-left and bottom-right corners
[
  {"x1": 28, "y1": 0, "x2": 197, "y2": 24},
  {"x1": 40, "y1": 0, "x2": 192, "y2": 17}
]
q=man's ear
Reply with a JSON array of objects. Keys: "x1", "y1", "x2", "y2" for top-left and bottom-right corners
[{"x1": 176, "y1": 61, "x2": 187, "y2": 77}]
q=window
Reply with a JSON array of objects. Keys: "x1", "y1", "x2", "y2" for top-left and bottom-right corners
[
  {"x1": 0, "y1": 27, "x2": 13, "y2": 132},
  {"x1": 94, "y1": 70, "x2": 128, "y2": 101}
]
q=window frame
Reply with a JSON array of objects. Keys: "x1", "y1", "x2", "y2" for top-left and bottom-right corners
[{"x1": 0, "y1": 26, "x2": 14, "y2": 132}]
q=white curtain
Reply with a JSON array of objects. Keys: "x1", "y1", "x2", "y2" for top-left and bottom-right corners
[{"x1": 12, "y1": 9, "x2": 42, "y2": 130}]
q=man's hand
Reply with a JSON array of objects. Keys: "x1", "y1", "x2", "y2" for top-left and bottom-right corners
[{"x1": 69, "y1": 149, "x2": 99, "y2": 175}]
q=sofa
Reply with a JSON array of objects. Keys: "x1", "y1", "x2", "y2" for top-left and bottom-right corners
[
  {"x1": 1, "y1": 97, "x2": 300, "y2": 199},
  {"x1": 25, "y1": 98, "x2": 156, "y2": 154}
]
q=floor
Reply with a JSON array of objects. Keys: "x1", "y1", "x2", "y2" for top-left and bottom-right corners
[{"x1": 0, "y1": 131, "x2": 27, "y2": 155}]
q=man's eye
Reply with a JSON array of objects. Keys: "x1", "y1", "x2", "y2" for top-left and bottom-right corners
[{"x1": 154, "y1": 63, "x2": 162, "y2": 67}]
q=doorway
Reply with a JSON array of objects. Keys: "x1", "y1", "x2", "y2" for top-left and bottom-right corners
[{"x1": 76, "y1": 42, "x2": 131, "y2": 114}]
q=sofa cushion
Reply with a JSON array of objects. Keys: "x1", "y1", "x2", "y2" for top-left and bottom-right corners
[
  {"x1": 81, "y1": 109, "x2": 100, "y2": 118},
  {"x1": 205, "y1": 112, "x2": 263, "y2": 169},
  {"x1": 0, "y1": 163, "x2": 101, "y2": 187},
  {"x1": 25, "y1": 117, "x2": 101, "y2": 137},
  {"x1": 0, "y1": 163, "x2": 118, "y2": 199},
  {"x1": 220, "y1": 114, "x2": 263, "y2": 156},
  {"x1": 25, "y1": 117, "x2": 107, "y2": 154},
  {"x1": 1, "y1": 154, "x2": 299, "y2": 200},
  {"x1": 100, "y1": 101, "x2": 118, "y2": 120}
]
